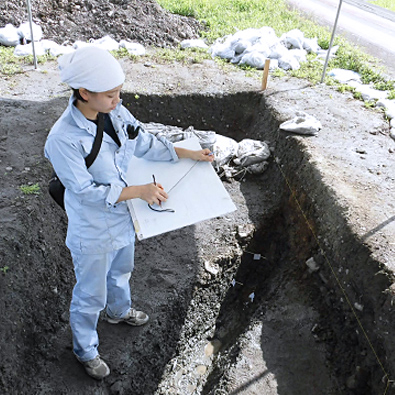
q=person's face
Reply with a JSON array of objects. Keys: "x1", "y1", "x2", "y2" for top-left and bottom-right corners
[{"x1": 80, "y1": 85, "x2": 122, "y2": 114}]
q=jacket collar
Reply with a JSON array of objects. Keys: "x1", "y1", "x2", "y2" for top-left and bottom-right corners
[{"x1": 66, "y1": 93, "x2": 123, "y2": 135}]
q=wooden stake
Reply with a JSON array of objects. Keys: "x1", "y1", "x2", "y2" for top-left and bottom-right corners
[{"x1": 261, "y1": 59, "x2": 270, "y2": 90}]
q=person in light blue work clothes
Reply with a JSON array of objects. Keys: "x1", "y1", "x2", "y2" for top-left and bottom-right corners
[{"x1": 44, "y1": 46, "x2": 214, "y2": 380}]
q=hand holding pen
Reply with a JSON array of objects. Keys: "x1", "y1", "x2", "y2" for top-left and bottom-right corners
[{"x1": 149, "y1": 174, "x2": 174, "y2": 212}]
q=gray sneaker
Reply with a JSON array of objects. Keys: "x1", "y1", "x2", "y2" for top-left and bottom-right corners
[
  {"x1": 80, "y1": 355, "x2": 110, "y2": 380},
  {"x1": 105, "y1": 308, "x2": 149, "y2": 326}
]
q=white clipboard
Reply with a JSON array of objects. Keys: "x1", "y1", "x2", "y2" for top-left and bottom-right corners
[{"x1": 126, "y1": 137, "x2": 236, "y2": 240}]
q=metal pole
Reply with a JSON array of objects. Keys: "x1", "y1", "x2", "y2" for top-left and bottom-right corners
[
  {"x1": 26, "y1": 0, "x2": 38, "y2": 69},
  {"x1": 320, "y1": 0, "x2": 343, "y2": 83}
]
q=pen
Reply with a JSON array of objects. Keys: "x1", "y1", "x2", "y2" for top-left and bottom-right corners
[{"x1": 152, "y1": 174, "x2": 162, "y2": 206}]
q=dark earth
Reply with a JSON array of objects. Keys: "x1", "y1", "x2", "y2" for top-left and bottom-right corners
[
  {"x1": 1, "y1": 1, "x2": 395, "y2": 394},
  {"x1": 0, "y1": 0, "x2": 202, "y2": 47}
]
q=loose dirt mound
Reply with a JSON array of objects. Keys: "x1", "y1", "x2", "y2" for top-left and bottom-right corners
[{"x1": 0, "y1": 0, "x2": 202, "y2": 46}]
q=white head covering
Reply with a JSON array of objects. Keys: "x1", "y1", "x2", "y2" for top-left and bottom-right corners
[{"x1": 58, "y1": 46, "x2": 125, "y2": 92}]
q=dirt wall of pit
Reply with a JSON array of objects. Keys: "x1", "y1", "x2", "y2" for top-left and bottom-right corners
[{"x1": 123, "y1": 88, "x2": 395, "y2": 392}]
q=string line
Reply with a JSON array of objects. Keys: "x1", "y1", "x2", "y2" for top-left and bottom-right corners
[
  {"x1": 275, "y1": 158, "x2": 391, "y2": 393},
  {"x1": 167, "y1": 160, "x2": 200, "y2": 194}
]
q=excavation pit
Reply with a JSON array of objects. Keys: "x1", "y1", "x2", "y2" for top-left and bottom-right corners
[{"x1": 0, "y1": 77, "x2": 394, "y2": 394}]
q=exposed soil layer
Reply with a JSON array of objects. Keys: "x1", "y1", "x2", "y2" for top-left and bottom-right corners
[
  {"x1": 0, "y1": 0, "x2": 202, "y2": 46},
  {"x1": 1, "y1": 57, "x2": 395, "y2": 394}
]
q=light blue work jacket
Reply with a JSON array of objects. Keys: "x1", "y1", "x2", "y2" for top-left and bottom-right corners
[{"x1": 44, "y1": 95, "x2": 178, "y2": 254}]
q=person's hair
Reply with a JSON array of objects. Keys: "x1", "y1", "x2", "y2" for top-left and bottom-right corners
[{"x1": 72, "y1": 88, "x2": 95, "y2": 103}]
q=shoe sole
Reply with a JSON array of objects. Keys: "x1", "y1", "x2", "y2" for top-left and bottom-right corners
[{"x1": 105, "y1": 317, "x2": 149, "y2": 326}]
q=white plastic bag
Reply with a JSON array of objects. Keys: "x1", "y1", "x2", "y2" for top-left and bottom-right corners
[
  {"x1": 239, "y1": 52, "x2": 268, "y2": 69},
  {"x1": 14, "y1": 42, "x2": 46, "y2": 57},
  {"x1": 17, "y1": 21, "x2": 43, "y2": 42},
  {"x1": 180, "y1": 39, "x2": 208, "y2": 50},
  {"x1": 278, "y1": 53, "x2": 300, "y2": 70},
  {"x1": 119, "y1": 40, "x2": 146, "y2": 56},
  {"x1": 92, "y1": 35, "x2": 119, "y2": 51},
  {"x1": 212, "y1": 134, "x2": 239, "y2": 167},
  {"x1": 0, "y1": 24, "x2": 20, "y2": 46},
  {"x1": 279, "y1": 111, "x2": 322, "y2": 135},
  {"x1": 234, "y1": 139, "x2": 271, "y2": 167}
]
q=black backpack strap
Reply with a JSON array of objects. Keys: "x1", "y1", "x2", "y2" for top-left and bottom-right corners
[{"x1": 85, "y1": 112, "x2": 105, "y2": 168}]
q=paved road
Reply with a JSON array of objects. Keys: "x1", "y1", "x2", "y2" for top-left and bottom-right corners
[{"x1": 286, "y1": 0, "x2": 395, "y2": 80}]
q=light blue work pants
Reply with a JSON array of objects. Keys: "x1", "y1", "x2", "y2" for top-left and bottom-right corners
[{"x1": 70, "y1": 243, "x2": 135, "y2": 362}]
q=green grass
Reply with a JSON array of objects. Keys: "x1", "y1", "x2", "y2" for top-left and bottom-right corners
[
  {"x1": 19, "y1": 183, "x2": 40, "y2": 195},
  {"x1": 0, "y1": 46, "x2": 55, "y2": 75},
  {"x1": 157, "y1": 0, "x2": 327, "y2": 43},
  {"x1": 149, "y1": 47, "x2": 211, "y2": 64},
  {"x1": 0, "y1": 266, "x2": 9, "y2": 275},
  {"x1": 369, "y1": 0, "x2": 395, "y2": 13}
]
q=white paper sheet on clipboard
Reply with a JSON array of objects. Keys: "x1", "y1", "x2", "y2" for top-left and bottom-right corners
[{"x1": 126, "y1": 137, "x2": 236, "y2": 240}]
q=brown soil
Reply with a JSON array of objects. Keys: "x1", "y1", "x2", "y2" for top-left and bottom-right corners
[{"x1": 1, "y1": 2, "x2": 395, "y2": 395}]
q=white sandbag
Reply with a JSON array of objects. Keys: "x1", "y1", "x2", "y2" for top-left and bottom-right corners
[
  {"x1": 178, "y1": 127, "x2": 217, "y2": 150},
  {"x1": 0, "y1": 24, "x2": 20, "y2": 46},
  {"x1": 239, "y1": 52, "x2": 268, "y2": 69},
  {"x1": 119, "y1": 40, "x2": 146, "y2": 55},
  {"x1": 180, "y1": 39, "x2": 208, "y2": 49},
  {"x1": 148, "y1": 124, "x2": 217, "y2": 150},
  {"x1": 248, "y1": 38, "x2": 271, "y2": 56},
  {"x1": 279, "y1": 111, "x2": 322, "y2": 135},
  {"x1": 268, "y1": 58, "x2": 279, "y2": 70},
  {"x1": 353, "y1": 84, "x2": 388, "y2": 101},
  {"x1": 268, "y1": 42, "x2": 289, "y2": 59},
  {"x1": 212, "y1": 134, "x2": 239, "y2": 167},
  {"x1": 210, "y1": 36, "x2": 235, "y2": 60},
  {"x1": 73, "y1": 36, "x2": 120, "y2": 52},
  {"x1": 92, "y1": 35, "x2": 120, "y2": 51},
  {"x1": 289, "y1": 48, "x2": 307, "y2": 63},
  {"x1": 231, "y1": 38, "x2": 252, "y2": 54},
  {"x1": 230, "y1": 27, "x2": 277, "y2": 51},
  {"x1": 376, "y1": 99, "x2": 395, "y2": 118},
  {"x1": 257, "y1": 26, "x2": 278, "y2": 46},
  {"x1": 17, "y1": 21, "x2": 43, "y2": 42},
  {"x1": 303, "y1": 37, "x2": 321, "y2": 54},
  {"x1": 14, "y1": 42, "x2": 46, "y2": 57},
  {"x1": 192, "y1": 130, "x2": 217, "y2": 150},
  {"x1": 316, "y1": 45, "x2": 339, "y2": 59},
  {"x1": 40, "y1": 39, "x2": 58, "y2": 51},
  {"x1": 278, "y1": 53, "x2": 300, "y2": 70},
  {"x1": 230, "y1": 53, "x2": 244, "y2": 64},
  {"x1": 234, "y1": 139, "x2": 271, "y2": 167},
  {"x1": 381, "y1": 100, "x2": 395, "y2": 119},
  {"x1": 49, "y1": 44, "x2": 75, "y2": 57},
  {"x1": 328, "y1": 68, "x2": 361, "y2": 84},
  {"x1": 230, "y1": 28, "x2": 264, "y2": 47},
  {"x1": 281, "y1": 29, "x2": 305, "y2": 49},
  {"x1": 73, "y1": 40, "x2": 93, "y2": 49}
]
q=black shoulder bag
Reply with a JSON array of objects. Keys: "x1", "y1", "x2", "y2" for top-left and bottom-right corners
[{"x1": 48, "y1": 113, "x2": 105, "y2": 210}]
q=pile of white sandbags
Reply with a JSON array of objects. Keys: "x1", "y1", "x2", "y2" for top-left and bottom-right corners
[
  {"x1": 206, "y1": 27, "x2": 333, "y2": 71},
  {"x1": 0, "y1": 22, "x2": 43, "y2": 46},
  {"x1": 329, "y1": 68, "x2": 395, "y2": 140},
  {"x1": 0, "y1": 21, "x2": 146, "y2": 57},
  {"x1": 145, "y1": 122, "x2": 271, "y2": 178}
]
